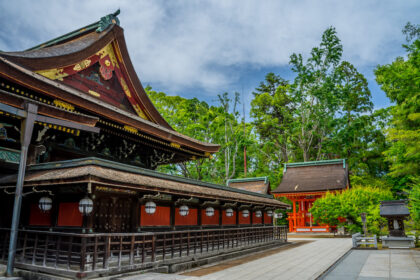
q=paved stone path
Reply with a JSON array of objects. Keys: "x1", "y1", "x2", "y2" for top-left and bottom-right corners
[
  {"x1": 324, "y1": 249, "x2": 420, "y2": 280},
  {"x1": 120, "y1": 238, "x2": 352, "y2": 280}
]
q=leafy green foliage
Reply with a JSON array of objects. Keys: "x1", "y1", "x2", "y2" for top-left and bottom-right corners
[
  {"x1": 251, "y1": 27, "x2": 387, "y2": 182},
  {"x1": 408, "y1": 178, "x2": 420, "y2": 230},
  {"x1": 375, "y1": 23, "x2": 420, "y2": 196},
  {"x1": 310, "y1": 186, "x2": 394, "y2": 234}
]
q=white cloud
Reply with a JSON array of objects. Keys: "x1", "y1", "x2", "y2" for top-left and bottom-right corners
[{"x1": 0, "y1": 0, "x2": 418, "y2": 96}]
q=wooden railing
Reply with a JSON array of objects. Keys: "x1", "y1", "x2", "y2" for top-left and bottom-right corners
[{"x1": 0, "y1": 226, "x2": 287, "y2": 278}]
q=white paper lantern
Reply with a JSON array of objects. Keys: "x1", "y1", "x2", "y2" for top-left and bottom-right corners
[
  {"x1": 267, "y1": 210, "x2": 273, "y2": 217},
  {"x1": 145, "y1": 201, "x2": 157, "y2": 214},
  {"x1": 38, "y1": 197, "x2": 52, "y2": 212},
  {"x1": 179, "y1": 205, "x2": 189, "y2": 216},
  {"x1": 205, "y1": 207, "x2": 215, "y2": 217},
  {"x1": 78, "y1": 197, "x2": 93, "y2": 215},
  {"x1": 225, "y1": 208, "x2": 234, "y2": 217},
  {"x1": 255, "y1": 210, "x2": 262, "y2": 218},
  {"x1": 242, "y1": 209, "x2": 249, "y2": 218}
]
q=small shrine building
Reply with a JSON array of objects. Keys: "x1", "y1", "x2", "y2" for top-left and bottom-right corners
[{"x1": 272, "y1": 159, "x2": 350, "y2": 233}]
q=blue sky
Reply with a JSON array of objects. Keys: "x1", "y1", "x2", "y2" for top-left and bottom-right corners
[{"x1": 1, "y1": 1, "x2": 419, "y2": 115}]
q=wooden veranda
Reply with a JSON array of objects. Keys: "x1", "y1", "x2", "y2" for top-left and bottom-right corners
[{"x1": 0, "y1": 226, "x2": 288, "y2": 278}]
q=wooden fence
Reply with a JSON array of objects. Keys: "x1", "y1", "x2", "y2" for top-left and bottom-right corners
[{"x1": 0, "y1": 226, "x2": 287, "y2": 278}]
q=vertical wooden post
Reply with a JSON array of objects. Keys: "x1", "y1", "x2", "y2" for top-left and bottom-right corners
[{"x1": 292, "y1": 200, "x2": 297, "y2": 232}]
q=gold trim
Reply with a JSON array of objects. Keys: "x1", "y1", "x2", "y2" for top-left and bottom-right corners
[
  {"x1": 53, "y1": 99, "x2": 75, "y2": 111},
  {"x1": 123, "y1": 125, "x2": 138, "y2": 134},
  {"x1": 88, "y1": 90, "x2": 100, "y2": 97}
]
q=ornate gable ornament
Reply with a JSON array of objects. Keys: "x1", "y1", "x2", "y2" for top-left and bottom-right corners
[{"x1": 96, "y1": 9, "x2": 121, "y2": 33}]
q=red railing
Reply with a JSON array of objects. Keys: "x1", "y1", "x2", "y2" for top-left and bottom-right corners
[{"x1": 0, "y1": 226, "x2": 287, "y2": 278}]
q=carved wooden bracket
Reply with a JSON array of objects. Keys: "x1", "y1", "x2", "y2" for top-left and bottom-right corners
[
  {"x1": 175, "y1": 197, "x2": 200, "y2": 206},
  {"x1": 200, "y1": 199, "x2": 220, "y2": 208},
  {"x1": 222, "y1": 202, "x2": 238, "y2": 209},
  {"x1": 139, "y1": 192, "x2": 172, "y2": 203}
]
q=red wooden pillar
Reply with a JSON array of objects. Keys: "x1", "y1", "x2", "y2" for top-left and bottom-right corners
[{"x1": 292, "y1": 199, "x2": 297, "y2": 232}]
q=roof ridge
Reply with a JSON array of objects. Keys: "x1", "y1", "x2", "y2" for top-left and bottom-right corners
[
  {"x1": 284, "y1": 159, "x2": 346, "y2": 170},
  {"x1": 25, "y1": 9, "x2": 120, "y2": 51},
  {"x1": 226, "y1": 177, "x2": 268, "y2": 185}
]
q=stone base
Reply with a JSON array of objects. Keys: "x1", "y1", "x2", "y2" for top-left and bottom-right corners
[{"x1": 382, "y1": 236, "x2": 415, "y2": 248}]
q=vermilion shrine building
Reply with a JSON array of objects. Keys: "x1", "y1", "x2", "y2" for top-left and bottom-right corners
[
  {"x1": 0, "y1": 11, "x2": 288, "y2": 278},
  {"x1": 272, "y1": 159, "x2": 350, "y2": 233}
]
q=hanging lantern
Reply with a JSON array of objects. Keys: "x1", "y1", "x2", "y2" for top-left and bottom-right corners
[
  {"x1": 255, "y1": 210, "x2": 262, "y2": 218},
  {"x1": 145, "y1": 201, "x2": 157, "y2": 214},
  {"x1": 38, "y1": 197, "x2": 52, "y2": 212},
  {"x1": 179, "y1": 205, "x2": 189, "y2": 216},
  {"x1": 78, "y1": 197, "x2": 93, "y2": 216},
  {"x1": 205, "y1": 207, "x2": 215, "y2": 217},
  {"x1": 226, "y1": 208, "x2": 234, "y2": 217},
  {"x1": 267, "y1": 210, "x2": 273, "y2": 217},
  {"x1": 242, "y1": 209, "x2": 249, "y2": 218}
]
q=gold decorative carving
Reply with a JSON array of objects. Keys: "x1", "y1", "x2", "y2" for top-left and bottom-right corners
[
  {"x1": 96, "y1": 43, "x2": 119, "y2": 68},
  {"x1": 36, "y1": 68, "x2": 68, "y2": 81},
  {"x1": 123, "y1": 125, "x2": 138, "y2": 134},
  {"x1": 170, "y1": 142, "x2": 181, "y2": 149},
  {"x1": 120, "y1": 77, "x2": 132, "y2": 98},
  {"x1": 133, "y1": 104, "x2": 148, "y2": 120},
  {"x1": 73, "y1": 59, "x2": 91, "y2": 71},
  {"x1": 53, "y1": 99, "x2": 75, "y2": 111},
  {"x1": 88, "y1": 90, "x2": 101, "y2": 97}
]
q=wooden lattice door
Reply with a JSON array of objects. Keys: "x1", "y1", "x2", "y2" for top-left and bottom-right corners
[{"x1": 94, "y1": 195, "x2": 134, "y2": 232}]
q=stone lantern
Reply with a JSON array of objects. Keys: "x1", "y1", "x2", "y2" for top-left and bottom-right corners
[{"x1": 380, "y1": 200, "x2": 414, "y2": 248}]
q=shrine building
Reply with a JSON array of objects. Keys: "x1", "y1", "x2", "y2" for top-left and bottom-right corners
[
  {"x1": 0, "y1": 11, "x2": 288, "y2": 278},
  {"x1": 272, "y1": 159, "x2": 350, "y2": 233}
]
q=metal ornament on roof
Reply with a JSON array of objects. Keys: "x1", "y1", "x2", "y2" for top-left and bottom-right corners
[
  {"x1": 242, "y1": 209, "x2": 250, "y2": 218},
  {"x1": 38, "y1": 196, "x2": 52, "y2": 212},
  {"x1": 145, "y1": 201, "x2": 157, "y2": 215},
  {"x1": 225, "y1": 208, "x2": 234, "y2": 217},
  {"x1": 79, "y1": 196, "x2": 94, "y2": 216},
  {"x1": 255, "y1": 210, "x2": 262, "y2": 218},
  {"x1": 179, "y1": 205, "x2": 189, "y2": 216},
  {"x1": 205, "y1": 207, "x2": 215, "y2": 217}
]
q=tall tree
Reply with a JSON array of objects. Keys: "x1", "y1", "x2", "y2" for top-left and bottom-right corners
[
  {"x1": 375, "y1": 23, "x2": 420, "y2": 186},
  {"x1": 288, "y1": 27, "x2": 343, "y2": 161}
]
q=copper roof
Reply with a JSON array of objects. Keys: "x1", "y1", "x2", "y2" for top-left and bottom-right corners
[
  {"x1": 0, "y1": 157, "x2": 288, "y2": 208},
  {"x1": 272, "y1": 159, "x2": 349, "y2": 194},
  {"x1": 227, "y1": 177, "x2": 270, "y2": 194}
]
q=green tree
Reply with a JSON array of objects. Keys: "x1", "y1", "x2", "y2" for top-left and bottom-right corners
[
  {"x1": 310, "y1": 186, "x2": 394, "y2": 234},
  {"x1": 375, "y1": 22, "x2": 420, "y2": 194}
]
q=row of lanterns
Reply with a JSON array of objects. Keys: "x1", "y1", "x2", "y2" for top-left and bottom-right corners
[
  {"x1": 39, "y1": 196, "x2": 93, "y2": 215},
  {"x1": 145, "y1": 201, "x2": 273, "y2": 218},
  {"x1": 39, "y1": 197, "x2": 274, "y2": 218}
]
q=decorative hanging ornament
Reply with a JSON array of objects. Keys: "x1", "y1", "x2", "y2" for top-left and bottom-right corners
[
  {"x1": 38, "y1": 197, "x2": 52, "y2": 212},
  {"x1": 179, "y1": 205, "x2": 189, "y2": 216},
  {"x1": 267, "y1": 210, "x2": 273, "y2": 217},
  {"x1": 242, "y1": 209, "x2": 249, "y2": 218},
  {"x1": 78, "y1": 196, "x2": 94, "y2": 216},
  {"x1": 205, "y1": 207, "x2": 215, "y2": 217},
  {"x1": 145, "y1": 201, "x2": 157, "y2": 214},
  {"x1": 226, "y1": 208, "x2": 234, "y2": 217},
  {"x1": 255, "y1": 210, "x2": 262, "y2": 218}
]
